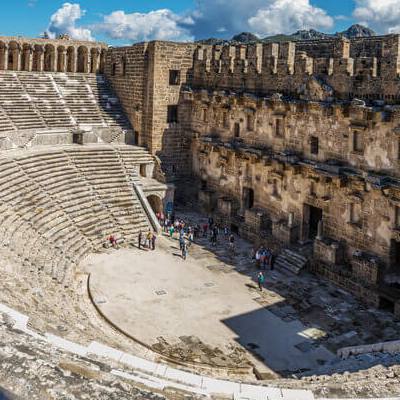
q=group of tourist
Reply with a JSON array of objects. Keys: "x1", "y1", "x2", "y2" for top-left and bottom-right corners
[{"x1": 138, "y1": 230, "x2": 157, "y2": 250}]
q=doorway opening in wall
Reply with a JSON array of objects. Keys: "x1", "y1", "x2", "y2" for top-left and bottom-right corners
[
  {"x1": 230, "y1": 224, "x2": 239, "y2": 234},
  {"x1": 305, "y1": 204, "x2": 323, "y2": 240},
  {"x1": 379, "y1": 296, "x2": 395, "y2": 314},
  {"x1": 201, "y1": 180, "x2": 207, "y2": 190},
  {"x1": 140, "y1": 164, "x2": 147, "y2": 178},
  {"x1": 390, "y1": 240, "x2": 400, "y2": 270},
  {"x1": 134, "y1": 131, "x2": 139, "y2": 145},
  {"x1": 243, "y1": 188, "x2": 254, "y2": 209},
  {"x1": 147, "y1": 195, "x2": 163, "y2": 214}
]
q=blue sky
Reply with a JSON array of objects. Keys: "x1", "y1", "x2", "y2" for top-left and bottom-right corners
[{"x1": 1, "y1": 0, "x2": 399, "y2": 44}]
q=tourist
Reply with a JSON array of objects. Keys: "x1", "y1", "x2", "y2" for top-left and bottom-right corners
[
  {"x1": 151, "y1": 233, "x2": 157, "y2": 250},
  {"x1": 202, "y1": 223, "x2": 208, "y2": 237},
  {"x1": 164, "y1": 219, "x2": 169, "y2": 233},
  {"x1": 146, "y1": 230, "x2": 152, "y2": 248},
  {"x1": 224, "y1": 226, "x2": 229, "y2": 239},
  {"x1": 208, "y1": 216, "x2": 214, "y2": 230},
  {"x1": 181, "y1": 240, "x2": 188, "y2": 260},
  {"x1": 138, "y1": 231, "x2": 142, "y2": 249},
  {"x1": 229, "y1": 233, "x2": 235, "y2": 253},
  {"x1": 108, "y1": 234, "x2": 117, "y2": 248},
  {"x1": 255, "y1": 249, "x2": 261, "y2": 268},
  {"x1": 257, "y1": 271, "x2": 265, "y2": 291},
  {"x1": 169, "y1": 225, "x2": 174, "y2": 238},
  {"x1": 179, "y1": 234, "x2": 185, "y2": 251}
]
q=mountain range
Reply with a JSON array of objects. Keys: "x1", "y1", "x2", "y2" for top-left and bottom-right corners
[{"x1": 196, "y1": 24, "x2": 376, "y2": 45}]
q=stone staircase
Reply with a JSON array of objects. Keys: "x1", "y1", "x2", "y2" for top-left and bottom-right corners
[{"x1": 275, "y1": 248, "x2": 309, "y2": 274}]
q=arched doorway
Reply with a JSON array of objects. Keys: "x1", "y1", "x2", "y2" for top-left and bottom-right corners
[
  {"x1": 147, "y1": 195, "x2": 163, "y2": 215},
  {"x1": 66, "y1": 46, "x2": 75, "y2": 72},
  {"x1": 32, "y1": 45, "x2": 43, "y2": 72},
  {"x1": 44, "y1": 44, "x2": 55, "y2": 71},
  {"x1": 57, "y1": 46, "x2": 66, "y2": 72},
  {"x1": 77, "y1": 46, "x2": 88, "y2": 73},
  {"x1": 8, "y1": 41, "x2": 20, "y2": 71},
  {"x1": 90, "y1": 48, "x2": 99, "y2": 73},
  {"x1": 20, "y1": 44, "x2": 32, "y2": 71}
]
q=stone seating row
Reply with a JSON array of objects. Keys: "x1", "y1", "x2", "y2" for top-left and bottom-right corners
[
  {"x1": 0, "y1": 71, "x2": 130, "y2": 134},
  {"x1": 0, "y1": 145, "x2": 153, "y2": 285}
]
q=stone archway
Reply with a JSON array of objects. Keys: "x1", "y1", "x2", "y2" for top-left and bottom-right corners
[
  {"x1": 147, "y1": 195, "x2": 163, "y2": 214},
  {"x1": 7, "y1": 41, "x2": 20, "y2": 71},
  {"x1": 44, "y1": 44, "x2": 55, "y2": 71},
  {"x1": 32, "y1": 45, "x2": 43, "y2": 72},
  {"x1": 66, "y1": 46, "x2": 75, "y2": 72},
  {"x1": 77, "y1": 46, "x2": 88, "y2": 73}
]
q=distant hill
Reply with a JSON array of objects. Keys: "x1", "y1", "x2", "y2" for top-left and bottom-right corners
[{"x1": 195, "y1": 24, "x2": 376, "y2": 45}]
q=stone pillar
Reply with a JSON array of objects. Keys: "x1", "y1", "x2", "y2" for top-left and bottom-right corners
[
  {"x1": 38, "y1": 47, "x2": 44, "y2": 72},
  {"x1": 87, "y1": 52, "x2": 91, "y2": 74},
  {"x1": 28, "y1": 47, "x2": 33, "y2": 71},
  {"x1": 60, "y1": 50, "x2": 67, "y2": 72},
  {"x1": 3, "y1": 46, "x2": 8, "y2": 71},
  {"x1": 317, "y1": 219, "x2": 323, "y2": 240},
  {"x1": 53, "y1": 50, "x2": 58, "y2": 72},
  {"x1": 15, "y1": 46, "x2": 21, "y2": 71}
]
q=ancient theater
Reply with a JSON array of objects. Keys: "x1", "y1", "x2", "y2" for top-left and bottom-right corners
[{"x1": 0, "y1": 33, "x2": 399, "y2": 399}]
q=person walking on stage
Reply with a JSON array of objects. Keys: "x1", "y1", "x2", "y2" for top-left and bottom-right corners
[{"x1": 257, "y1": 271, "x2": 265, "y2": 291}]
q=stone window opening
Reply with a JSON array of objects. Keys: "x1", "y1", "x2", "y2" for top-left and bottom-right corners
[
  {"x1": 243, "y1": 187, "x2": 254, "y2": 209},
  {"x1": 247, "y1": 114, "x2": 255, "y2": 131},
  {"x1": 112, "y1": 63, "x2": 117, "y2": 76},
  {"x1": 310, "y1": 136, "x2": 319, "y2": 155},
  {"x1": 223, "y1": 112, "x2": 229, "y2": 128},
  {"x1": 169, "y1": 70, "x2": 180, "y2": 85},
  {"x1": 167, "y1": 105, "x2": 179, "y2": 124},
  {"x1": 275, "y1": 118, "x2": 283, "y2": 137},
  {"x1": 140, "y1": 164, "x2": 147, "y2": 178},
  {"x1": 202, "y1": 108, "x2": 208, "y2": 122},
  {"x1": 349, "y1": 203, "x2": 361, "y2": 225},
  {"x1": 353, "y1": 131, "x2": 364, "y2": 153},
  {"x1": 234, "y1": 122, "x2": 240, "y2": 138},
  {"x1": 395, "y1": 206, "x2": 400, "y2": 229},
  {"x1": 272, "y1": 179, "x2": 280, "y2": 198}
]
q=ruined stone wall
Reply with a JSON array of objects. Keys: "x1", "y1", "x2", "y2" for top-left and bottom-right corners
[
  {"x1": 105, "y1": 44, "x2": 149, "y2": 145},
  {"x1": 184, "y1": 88, "x2": 400, "y2": 305},
  {"x1": 192, "y1": 35, "x2": 400, "y2": 102},
  {"x1": 106, "y1": 42, "x2": 195, "y2": 179}
]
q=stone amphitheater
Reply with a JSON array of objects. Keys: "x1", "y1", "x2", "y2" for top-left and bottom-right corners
[{"x1": 0, "y1": 34, "x2": 399, "y2": 400}]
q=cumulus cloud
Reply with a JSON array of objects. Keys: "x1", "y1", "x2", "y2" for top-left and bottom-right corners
[
  {"x1": 353, "y1": 0, "x2": 400, "y2": 33},
  {"x1": 46, "y1": 0, "x2": 336, "y2": 43},
  {"x1": 47, "y1": 3, "x2": 94, "y2": 41},
  {"x1": 248, "y1": 0, "x2": 334, "y2": 36},
  {"x1": 93, "y1": 9, "x2": 193, "y2": 42}
]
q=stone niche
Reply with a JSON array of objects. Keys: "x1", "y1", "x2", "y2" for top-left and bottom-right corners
[
  {"x1": 314, "y1": 237, "x2": 345, "y2": 266},
  {"x1": 351, "y1": 251, "x2": 382, "y2": 285}
]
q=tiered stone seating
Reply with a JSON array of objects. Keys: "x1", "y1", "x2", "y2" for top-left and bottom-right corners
[
  {"x1": 116, "y1": 145, "x2": 155, "y2": 179},
  {"x1": 0, "y1": 105, "x2": 15, "y2": 134},
  {"x1": 0, "y1": 73, "x2": 46, "y2": 131},
  {"x1": 52, "y1": 74, "x2": 106, "y2": 126},
  {"x1": 66, "y1": 146, "x2": 150, "y2": 240},
  {"x1": 18, "y1": 73, "x2": 74, "y2": 128},
  {"x1": 85, "y1": 74, "x2": 131, "y2": 130}
]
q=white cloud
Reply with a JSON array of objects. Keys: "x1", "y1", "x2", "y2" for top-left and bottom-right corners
[
  {"x1": 93, "y1": 9, "x2": 193, "y2": 42},
  {"x1": 248, "y1": 0, "x2": 334, "y2": 36},
  {"x1": 47, "y1": 3, "x2": 94, "y2": 41},
  {"x1": 353, "y1": 0, "x2": 400, "y2": 33}
]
